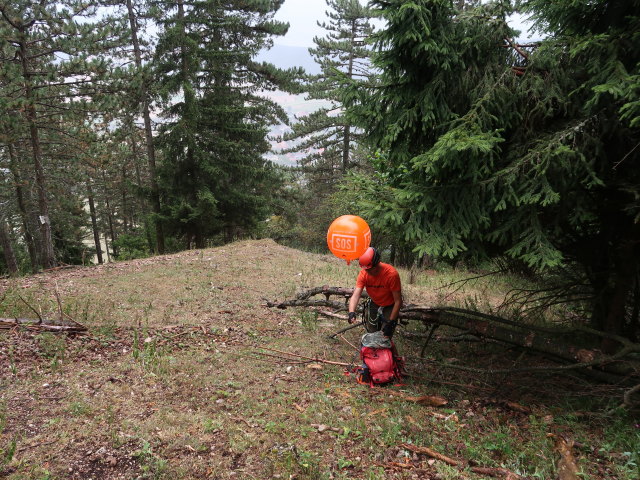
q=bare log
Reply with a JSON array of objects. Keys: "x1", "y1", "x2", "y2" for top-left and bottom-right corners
[
  {"x1": 268, "y1": 287, "x2": 640, "y2": 383},
  {"x1": 294, "y1": 286, "x2": 363, "y2": 301},
  {"x1": 399, "y1": 443, "x2": 523, "y2": 478},
  {"x1": 404, "y1": 308, "x2": 639, "y2": 380},
  {"x1": 0, "y1": 317, "x2": 87, "y2": 333},
  {"x1": 265, "y1": 298, "x2": 346, "y2": 310}
]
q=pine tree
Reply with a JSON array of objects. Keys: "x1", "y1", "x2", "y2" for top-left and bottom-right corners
[
  {"x1": 348, "y1": 0, "x2": 640, "y2": 342},
  {"x1": 153, "y1": 0, "x2": 302, "y2": 248},
  {"x1": 0, "y1": 1, "x2": 121, "y2": 269},
  {"x1": 278, "y1": 0, "x2": 376, "y2": 251},
  {"x1": 285, "y1": 0, "x2": 376, "y2": 174},
  {"x1": 115, "y1": 0, "x2": 166, "y2": 254}
]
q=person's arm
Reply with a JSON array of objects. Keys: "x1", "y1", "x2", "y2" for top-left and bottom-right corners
[
  {"x1": 348, "y1": 287, "x2": 364, "y2": 323},
  {"x1": 389, "y1": 289, "x2": 402, "y2": 322}
]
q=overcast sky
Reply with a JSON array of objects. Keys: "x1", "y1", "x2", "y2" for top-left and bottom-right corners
[
  {"x1": 272, "y1": 0, "x2": 536, "y2": 48},
  {"x1": 273, "y1": 0, "x2": 334, "y2": 48}
]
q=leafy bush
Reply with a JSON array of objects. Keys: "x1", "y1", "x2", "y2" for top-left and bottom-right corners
[{"x1": 112, "y1": 232, "x2": 150, "y2": 260}]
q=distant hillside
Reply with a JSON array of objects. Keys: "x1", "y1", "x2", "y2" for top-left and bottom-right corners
[{"x1": 258, "y1": 45, "x2": 327, "y2": 166}]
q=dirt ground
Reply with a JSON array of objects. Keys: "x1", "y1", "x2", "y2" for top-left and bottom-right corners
[{"x1": 1, "y1": 240, "x2": 638, "y2": 479}]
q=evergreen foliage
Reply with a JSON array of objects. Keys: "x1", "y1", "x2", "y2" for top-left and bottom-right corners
[
  {"x1": 347, "y1": 0, "x2": 640, "y2": 339},
  {"x1": 153, "y1": 0, "x2": 302, "y2": 248},
  {"x1": 279, "y1": 0, "x2": 377, "y2": 251},
  {"x1": 285, "y1": 0, "x2": 376, "y2": 174},
  {"x1": 0, "y1": 0, "x2": 125, "y2": 270}
]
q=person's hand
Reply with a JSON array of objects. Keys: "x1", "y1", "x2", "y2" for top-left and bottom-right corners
[
  {"x1": 348, "y1": 312, "x2": 357, "y2": 324},
  {"x1": 382, "y1": 320, "x2": 397, "y2": 337}
]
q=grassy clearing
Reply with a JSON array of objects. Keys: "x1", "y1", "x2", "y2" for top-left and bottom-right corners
[{"x1": 0, "y1": 239, "x2": 638, "y2": 479}]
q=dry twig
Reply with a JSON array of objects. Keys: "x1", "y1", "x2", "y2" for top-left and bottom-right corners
[{"x1": 399, "y1": 443, "x2": 523, "y2": 478}]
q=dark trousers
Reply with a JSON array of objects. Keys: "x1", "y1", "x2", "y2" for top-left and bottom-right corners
[{"x1": 364, "y1": 300, "x2": 397, "y2": 337}]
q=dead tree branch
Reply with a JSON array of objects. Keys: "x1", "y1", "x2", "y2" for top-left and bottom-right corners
[
  {"x1": 268, "y1": 287, "x2": 640, "y2": 384},
  {"x1": 400, "y1": 443, "x2": 523, "y2": 478},
  {"x1": 0, "y1": 317, "x2": 87, "y2": 333}
]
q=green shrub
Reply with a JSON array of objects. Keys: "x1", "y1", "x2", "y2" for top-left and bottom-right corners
[{"x1": 113, "y1": 232, "x2": 150, "y2": 260}]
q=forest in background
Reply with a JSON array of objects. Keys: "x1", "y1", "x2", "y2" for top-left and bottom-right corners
[{"x1": 1, "y1": 0, "x2": 639, "y2": 345}]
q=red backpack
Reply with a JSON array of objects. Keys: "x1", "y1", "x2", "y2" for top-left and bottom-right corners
[
  {"x1": 357, "y1": 346, "x2": 402, "y2": 387},
  {"x1": 355, "y1": 331, "x2": 402, "y2": 387}
]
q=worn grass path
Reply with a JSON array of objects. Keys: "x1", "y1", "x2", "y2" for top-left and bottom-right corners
[{"x1": 1, "y1": 240, "x2": 638, "y2": 479}]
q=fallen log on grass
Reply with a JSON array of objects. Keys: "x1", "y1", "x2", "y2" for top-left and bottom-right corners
[
  {"x1": 268, "y1": 287, "x2": 640, "y2": 387},
  {"x1": 399, "y1": 442, "x2": 523, "y2": 479},
  {"x1": 264, "y1": 285, "x2": 368, "y2": 310},
  {"x1": 0, "y1": 317, "x2": 87, "y2": 333}
]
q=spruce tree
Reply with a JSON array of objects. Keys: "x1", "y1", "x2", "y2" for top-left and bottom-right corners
[
  {"x1": 153, "y1": 0, "x2": 302, "y2": 248},
  {"x1": 285, "y1": 0, "x2": 376, "y2": 175},
  {"x1": 348, "y1": 0, "x2": 640, "y2": 342}
]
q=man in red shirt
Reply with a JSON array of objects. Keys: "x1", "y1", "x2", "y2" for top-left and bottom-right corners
[{"x1": 347, "y1": 247, "x2": 402, "y2": 337}]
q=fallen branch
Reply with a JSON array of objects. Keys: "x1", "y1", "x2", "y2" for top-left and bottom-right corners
[
  {"x1": 265, "y1": 298, "x2": 345, "y2": 310},
  {"x1": 375, "y1": 389, "x2": 448, "y2": 407},
  {"x1": 375, "y1": 461, "x2": 414, "y2": 471},
  {"x1": 268, "y1": 287, "x2": 640, "y2": 384},
  {"x1": 401, "y1": 443, "x2": 457, "y2": 466},
  {"x1": 0, "y1": 318, "x2": 87, "y2": 333},
  {"x1": 256, "y1": 346, "x2": 351, "y2": 367},
  {"x1": 337, "y1": 334, "x2": 359, "y2": 351},
  {"x1": 317, "y1": 310, "x2": 346, "y2": 320},
  {"x1": 329, "y1": 320, "x2": 363, "y2": 339},
  {"x1": 42, "y1": 264, "x2": 75, "y2": 273},
  {"x1": 399, "y1": 443, "x2": 523, "y2": 478},
  {"x1": 18, "y1": 295, "x2": 43, "y2": 323},
  {"x1": 295, "y1": 286, "x2": 360, "y2": 300}
]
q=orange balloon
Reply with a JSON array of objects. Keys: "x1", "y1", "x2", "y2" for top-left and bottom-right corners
[{"x1": 327, "y1": 215, "x2": 371, "y2": 265}]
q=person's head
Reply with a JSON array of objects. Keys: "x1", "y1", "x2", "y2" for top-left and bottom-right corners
[{"x1": 359, "y1": 247, "x2": 381, "y2": 273}]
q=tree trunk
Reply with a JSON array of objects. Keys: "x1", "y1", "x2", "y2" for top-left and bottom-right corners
[
  {"x1": 18, "y1": 34, "x2": 56, "y2": 269},
  {"x1": 7, "y1": 143, "x2": 38, "y2": 272},
  {"x1": 130, "y1": 134, "x2": 155, "y2": 251},
  {"x1": 126, "y1": 0, "x2": 165, "y2": 254},
  {"x1": 341, "y1": 20, "x2": 357, "y2": 174},
  {"x1": 0, "y1": 218, "x2": 18, "y2": 274},
  {"x1": 601, "y1": 222, "x2": 640, "y2": 352},
  {"x1": 121, "y1": 164, "x2": 129, "y2": 233},
  {"x1": 105, "y1": 194, "x2": 117, "y2": 258},
  {"x1": 102, "y1": 169, "x2": 118, "y2": 257},
  {"x1": 87, "y1": 180, "x2": 103, "y2": 264}
]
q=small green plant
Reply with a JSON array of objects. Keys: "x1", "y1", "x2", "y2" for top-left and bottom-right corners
[
  {"x1": 299, "y1": 309, "x2": 318, "y2": 331},
  {"x1": 96, "y1": 321, "x2": 118, "y2": 342},
  {"x1": 133, "y1": 440, "x2": 168, "y2": 479},
  {"x1": 0, "y1": 403, "x2": 16, "y2": 469},
  {"x1": 132, "y1": 330, "x2": 169, "y2": 375},
  {"x1": 264, "y1": 421, "x2": 282, "y2": 434},
  {"x1": 35, "y1": 468, "x2": 53, "y2": 480},
  {"x1": 485, "y1": 431, "x2": 515, "y2": 455},
  {"x1": 35, "y1": 332, "x2": 66, "y2": 360},
  {"x1": 0, "y1": 438, "x2": 16, "y2": 470},
  {"x1": 67, "y1": 401, "x2": 91, "y2": 417},
  {"x1": 203, "y1": 418, "x2": 223, "y2": 433},
  {"x1": 269, "y1": 445, "x2": 325, "y2": 480},
  {"x1": 337, "y1": 457, "x2": 355, "y2": 469},
  {"x1": 600, "y1": 408, "x2": 640, "y2": 477}
]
